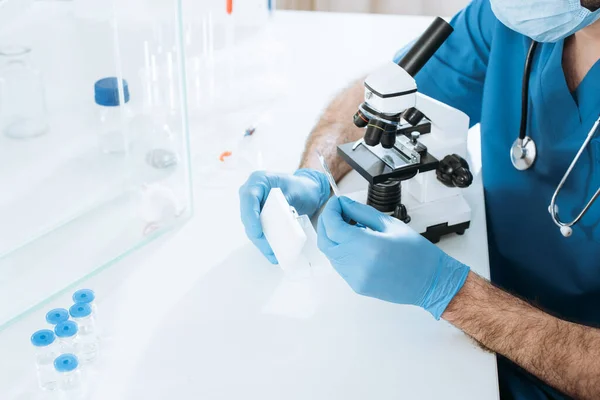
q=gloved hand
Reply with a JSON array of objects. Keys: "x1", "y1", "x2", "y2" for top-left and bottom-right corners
[
  {"x1": 317, "y1": 196, "x2": 469, "y2": 319},
  {"x1": 239, "y1": 169, "x2": 330, "y2": 264}
]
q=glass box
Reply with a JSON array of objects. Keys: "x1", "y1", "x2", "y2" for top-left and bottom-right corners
[{"x1": 0, "y1": 0, "x2": 193, "y2": 330}]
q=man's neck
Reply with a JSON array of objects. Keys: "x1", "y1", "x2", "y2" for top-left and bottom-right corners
[{"x1": 563, "y1": 20, "x2": 600, "y2": 92}]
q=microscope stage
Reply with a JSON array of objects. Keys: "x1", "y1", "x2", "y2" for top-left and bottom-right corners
[{"x1": 337, "y1": 141, "x2": 438, "y2": 184}]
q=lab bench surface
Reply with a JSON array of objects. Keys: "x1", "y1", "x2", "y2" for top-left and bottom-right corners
[{"x1": 0, "y1": 8, "x2": 499, "y2": 400}]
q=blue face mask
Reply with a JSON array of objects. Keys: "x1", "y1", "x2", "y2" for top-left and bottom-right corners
[{"x1": 490, "y1": 0, "x2": 600, "y2": 42}]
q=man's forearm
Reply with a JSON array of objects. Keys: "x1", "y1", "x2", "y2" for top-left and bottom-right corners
[
  {"x1": 299, "y1": 78, "x2": 365, "y2": 181},
  {"x1": 443, "y1": 272, "x2": 600, "y2": 399}
]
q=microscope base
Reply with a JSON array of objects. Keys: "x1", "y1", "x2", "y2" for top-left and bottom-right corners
[{"x1": 345, "y1": 189, "x2": 471, "y2": 243}]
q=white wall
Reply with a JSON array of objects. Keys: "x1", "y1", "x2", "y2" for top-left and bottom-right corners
[{"x1": 279, "y1": 0, "x2": 470, "y2": 16}]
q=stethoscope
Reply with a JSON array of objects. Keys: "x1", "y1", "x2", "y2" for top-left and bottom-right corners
[{"x1": 510, "y1": 40, "x2": 600, "y2": 237}]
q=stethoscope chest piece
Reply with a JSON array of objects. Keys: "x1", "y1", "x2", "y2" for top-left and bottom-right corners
[{"x1": 510, "y1": 136, "x2": 537, "y2": 171}]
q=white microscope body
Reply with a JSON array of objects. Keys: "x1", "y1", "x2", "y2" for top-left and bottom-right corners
[{"x1": 338, "y1": 17, "x2": 473, "y2": 242}]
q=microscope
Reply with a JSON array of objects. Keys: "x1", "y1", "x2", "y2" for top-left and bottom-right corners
[{"x1": 337, "y1": 17, "x2": 473, "y2": 243}]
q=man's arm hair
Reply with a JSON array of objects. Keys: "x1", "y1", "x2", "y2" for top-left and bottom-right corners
[
  {"x1": 299, "y1": 77, "x2": 365, "y2": 181},
  {"x1": 443, "y1": 272, "x2": 600, "y2": 399}
]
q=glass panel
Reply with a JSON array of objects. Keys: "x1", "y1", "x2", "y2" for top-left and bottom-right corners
[{"x1": 0, "y1": 0, "x2": 192, "y2": 330}]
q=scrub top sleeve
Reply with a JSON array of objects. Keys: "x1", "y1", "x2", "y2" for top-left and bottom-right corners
[{"x1": 393, "y1": 0, "x2": 496, "y2": 127}]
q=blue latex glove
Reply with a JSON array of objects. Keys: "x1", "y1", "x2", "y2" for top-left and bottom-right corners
[
  {"x1": 317, "y1": 196, "x2": 470, "y2": 319},
  {"x1": 239, "y1": 169, "x2": 330, "y2": 264}
]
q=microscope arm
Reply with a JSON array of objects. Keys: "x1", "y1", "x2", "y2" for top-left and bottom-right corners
[{"x1": 414, "y1": 93, "x2": 469, "y2": 144}]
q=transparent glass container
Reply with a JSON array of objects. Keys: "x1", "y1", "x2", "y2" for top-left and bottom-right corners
[
  {"x1": 0, "y1": 0, "x2": 193, "y2": 331},
  {"x1": 31, "y1": 329, "x2": 59, "y2": 391},
  {"x1": 0, "y1": 46, "x2": 49, "y2": 139},
  {"x1": 54, "y1": 354, "x2": 84, "y2": 400},
  {"x1": 69, "y1": 302, "x2": 99, "y2": 363}
]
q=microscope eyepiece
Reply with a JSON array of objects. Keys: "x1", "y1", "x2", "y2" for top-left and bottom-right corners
[
  {"x1": 353, "y1": 110, "x2": 369, "y2": 128},
  {"x1": 397, "y1": 17, "x2": 453, "y2": 77}
]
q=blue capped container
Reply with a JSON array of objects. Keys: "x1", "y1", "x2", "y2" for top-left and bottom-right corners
[
  {"x1": 73, "y1": 289, "x2": 97, "y2": 317},
  {"x1": 94, "y1": 77, "x2": 133, "y2": 153},
  {"x1": 54, "y1": 320, "x2": 78, "y2": 354},
  {"x1": 54, "y1": 354, "x2": 84, "y2": 396},
  {"x1": 31, "y1": 329, "x2": 55, "y2": 348},
  {"x1": 46, "y1": 308, "x2": 69, "y2": 326},
  {"x1": 54, "y1": 354, "x2": 79, "y2": 372},
  {"x1": 69, "y1": 303, "x2": 94, "y2": 335},
  {"x1": 69, "y1": 302, "x2": 99, "y2": 363},
  {"x1": 31, "y1": 329, "x2": 59, "y2": 390}
]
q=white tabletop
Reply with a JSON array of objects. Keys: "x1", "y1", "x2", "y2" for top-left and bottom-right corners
[{"x1": 0, "y1": 9, "x2": 498, "y2": 400}]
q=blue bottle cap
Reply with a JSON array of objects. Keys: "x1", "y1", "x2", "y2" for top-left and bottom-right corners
[
  {"x1": 54, "y1": 321, "x2": 78, "y2": 338},
  {"x1": 46, "y1": 308, "x2": 69, "y2": 325},
  {"x1": 54, "y1": 354, "x2": 79, "y2": 372},
  {"x1": 94, "y1": 77, "x2": 130, "y2": 106},
  {"x1": 31, "y1": 329, "x2": 55, "y2": 347},
  {"x1": 69, "y1": 303, "x2": 91, "y2": 319},
  {"x1": 72, "y1": 289, "x2": 95, "y2": 304}
]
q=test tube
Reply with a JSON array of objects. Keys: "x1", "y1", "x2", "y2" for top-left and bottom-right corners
[{"x1": 30, "y1": 329, "x2": 58, "y2": 391}]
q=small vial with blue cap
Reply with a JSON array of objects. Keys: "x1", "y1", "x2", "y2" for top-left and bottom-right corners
[
  {"x1": 95, "y1": 77, "x2": 133, "y2": 154},
  {"x1": 54, "y1": 320, "x2": 79, "y2": 355},
  {"x1": 30, "y1": 329, "x2": 58, "y2": 391},
  {"x1": 69, "y1": 303, "x2": 99, "y2": 363},
  {"x1": 73, "y1": 289, "x2": 97, "y2": 317},
  {"x1": 54, "y1": 354, "x2": 84, "y2": 400},
  {"x1": 46, "y1": 308, "x2": 69, "y2": 327}
]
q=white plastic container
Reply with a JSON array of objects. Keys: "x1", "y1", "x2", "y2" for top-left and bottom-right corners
[{"x1": 30, "y1": 329, "x2": 59, "y2": 391}]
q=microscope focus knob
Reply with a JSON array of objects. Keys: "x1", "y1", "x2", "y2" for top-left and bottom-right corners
[
  {"x1": 436, "y1": 154, "x2": 473, "y2": 188},
  {"x1": 410, "y1": 131, "x2": 420, "y2": 144}
]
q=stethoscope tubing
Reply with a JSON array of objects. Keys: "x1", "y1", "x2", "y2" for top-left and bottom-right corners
[
  {"x1": 515, "y1": 40, "x2": 600, "y2": 236},
  {"x1": 549, "y1": 117, "x2": 600, "y2": 228}
]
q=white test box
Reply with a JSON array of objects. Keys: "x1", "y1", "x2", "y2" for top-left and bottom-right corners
[{"x1": 259, "y1": 188, "x2": 309, "y2": 270}]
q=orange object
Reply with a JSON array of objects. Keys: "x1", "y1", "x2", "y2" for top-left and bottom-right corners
[
  {"x1": 219, "y1": 151, "x2": 232, "y2": 162},
  {"x1": 226, "y1": 0, "x2": 233, "y2": 15}
]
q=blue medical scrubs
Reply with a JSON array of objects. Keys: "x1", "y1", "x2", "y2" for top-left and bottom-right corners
[{"x1": 394, "y1": 1, "x2": 600, "y2": 398}]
